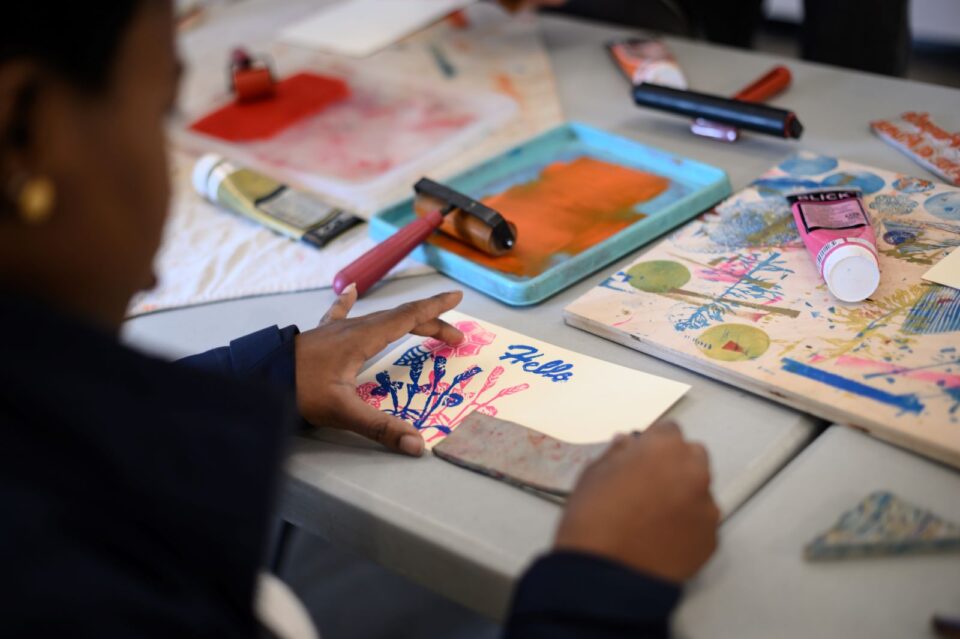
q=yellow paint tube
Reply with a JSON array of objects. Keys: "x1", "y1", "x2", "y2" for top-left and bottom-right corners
[{"x1": 192, "y1": 153, "x2": 362, "y2": 247}]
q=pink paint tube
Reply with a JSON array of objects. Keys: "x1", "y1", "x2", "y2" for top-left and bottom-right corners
[
  {"x1": 607, "y1": 38, "x2": 687, "y2": 88},
  {"x1": 786, "y1": 188, "x2": 880, "y2": 302}
]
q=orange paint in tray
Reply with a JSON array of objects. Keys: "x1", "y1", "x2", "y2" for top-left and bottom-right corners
[{"x1": 430, "y1": 156, "x2": 669, "y2": 277}]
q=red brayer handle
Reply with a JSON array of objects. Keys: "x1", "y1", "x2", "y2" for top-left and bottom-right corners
[
  {"x1": 333, "y1": 209, "x2": 445, "y2": 296},
  {"x1": 734, "y1": 65, "x2": 792, "y2": 103}
]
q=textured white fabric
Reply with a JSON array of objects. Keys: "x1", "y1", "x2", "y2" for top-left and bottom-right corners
[{"x1": 127, "y1": 153, "x2": 432, "y2": 317}]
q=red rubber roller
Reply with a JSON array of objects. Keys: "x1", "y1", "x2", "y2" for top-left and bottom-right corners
[
  {"x1": 333, "y1": 178, "x2": 517, "y2": 296},
  {"x1": 230, "y1": 47, "x2": 275, "y2": 103}
]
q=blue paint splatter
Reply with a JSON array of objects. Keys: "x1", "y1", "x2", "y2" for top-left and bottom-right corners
[
  {"x1": 946, "y1": 386, "x2": 960, "y2": 414},
  {"x1": 778, "y1": 153, "x2": 838, "y2": 176},
  {"x1": 599, "y1": 271, "x2": 632, "y2": 292},
  {"x1": 781, "y1": 358, "x2": 925, "y2": 414},
  {"x1": 893, "y1": 177, "x2": 935, "y2": 193},
  {"x1": 751, "y1": 177, "x2": 820, "y2": 198},
  {"x1": 924, "y1": 191, "x2": 960, "y2": 221},
  {"x1": 703, "y1": 199, "x2": 799, "y2": 249},
  {"x1": 902, "y1": 286, "x2": 960, "y2": 335},
  {"x1": 869, "y1": 194, "x2": 917, "y2": 216},
  {"x1": 883, "y1": 228, "x2": 917, "y2": 246},
  {"x1": 821, "y1": 171, "x2": 886, "y2": 195},
  {"x1": 673, "y1": 252, "x2": 793, "y2": 332}
]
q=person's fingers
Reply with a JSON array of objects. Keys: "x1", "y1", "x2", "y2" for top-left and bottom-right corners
[
  {"x1": 321, "y1": 283, "x2": 358, "y2": 325},
  {"x1": 354, "y1": 291, "x2": 464, "y2": 359},
  {"x1": 410, "y1": 317, "x2": 464, "y2": 345},
  {"x1": 707, "y1": 499, "x2": 722, "y2": 527},
  {"x1": 327, "y1": 391, "x2": 425, "y2": 456},
  {"x1": 645, "y1": 419, "x2": 683, "y2": 438},
  {"x1": 685, "y1": 441, "x2": 713, "y2": 493},
  {"x1": 688, "y1": 441, "x2": 710, "y2": 470}
]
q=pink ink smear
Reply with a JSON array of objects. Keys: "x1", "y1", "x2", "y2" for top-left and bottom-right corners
[
  {"x1": 612, "y1": 313, "x2": 637, "y2": 328},
  {"x1": 835, "y1": 355, "x2": 960, "y2": 388}
]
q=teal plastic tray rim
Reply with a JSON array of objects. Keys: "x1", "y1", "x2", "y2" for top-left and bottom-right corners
[{"x1": 369, "y1": 121, "x2": 731, "y2": 306}]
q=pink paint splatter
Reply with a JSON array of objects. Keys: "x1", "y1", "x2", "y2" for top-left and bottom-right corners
[
  {"x1": 835, "y1": 355, "x2": 960, "y2": 388},
  {"x1": 423, "y1": 320, "x2": 495, "y2": 359}
]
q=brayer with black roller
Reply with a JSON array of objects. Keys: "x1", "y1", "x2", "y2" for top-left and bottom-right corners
[
  {"x1": 632, "y1": 82, "x2": 804, "y2": 139},
  {"x1": 333, "y1": 178, "x2": 517, "y2": 295}
]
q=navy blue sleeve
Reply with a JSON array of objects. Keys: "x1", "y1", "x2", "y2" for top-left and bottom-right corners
[
  {"x1": 504, "y1": 551, "x2": 682, "y2": 639},
  {"x1": 179, "y1": 325, "x2": 299, "y2": 391}
]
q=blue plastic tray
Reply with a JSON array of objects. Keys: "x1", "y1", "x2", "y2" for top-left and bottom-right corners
[{"x1": 370, "y1": 122, "x2": 731, "y2": 305}]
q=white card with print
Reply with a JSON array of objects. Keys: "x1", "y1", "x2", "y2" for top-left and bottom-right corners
[{"x1": 355, "y1": 311, "x2": 690, "y2": 448}]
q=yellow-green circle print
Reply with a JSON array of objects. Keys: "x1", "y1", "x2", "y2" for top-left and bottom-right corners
[
  {"x1": 694, "y1": 324, "x2": 770, "y2": 362},
  {"x1": 626, "y1": 260, "x2": 690, "y2": 293}
]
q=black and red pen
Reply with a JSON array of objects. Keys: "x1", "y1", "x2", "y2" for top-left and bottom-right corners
[
  {"x1": 632, "y1": 71, "x2": 803, "y2": 140},
  {"x1": 691, "y1": 66, "x2": 793, "y2": 142}
]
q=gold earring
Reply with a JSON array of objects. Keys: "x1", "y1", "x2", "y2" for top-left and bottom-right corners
[{"x1": 17, "y1": 176, "x2": 56, "y2": 224}]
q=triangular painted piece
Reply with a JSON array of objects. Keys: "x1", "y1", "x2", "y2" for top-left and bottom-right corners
[{"x1": 804, "y1": 491, "x2": 960, "y2": 560}]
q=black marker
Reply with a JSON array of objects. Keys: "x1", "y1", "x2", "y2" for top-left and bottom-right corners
[{"x1": 632, "y1": 82, "x2": 803, "y2": 140}]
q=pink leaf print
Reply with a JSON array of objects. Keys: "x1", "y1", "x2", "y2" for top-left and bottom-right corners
[
  {"x1": 475, "y1": 405, "x2": 498, "y2": 417},
  {"x1": 426, "y1": 413, "x2": 453, "y2": 428},
  {"x1": 495, "y1": 383, "x2": 530, "y2": 398},
  {"x1": 356, "y1": 381, "x2": 383, "y2": 408},
  {"x1": 479, "y1": 366, "x2": 504, "y2": 395},
  {"x1": 422, "y1": 320, "x2": 496, "y2": 359}
]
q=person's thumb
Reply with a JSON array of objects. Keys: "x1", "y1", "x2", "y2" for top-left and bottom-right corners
[{"x1": 348, "y1": 402, "x2": 425, "y2": 456}]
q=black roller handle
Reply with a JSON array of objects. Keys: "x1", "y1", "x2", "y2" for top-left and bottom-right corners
[{"x1": 632, "y1": 82, "x2": 803, "y2": 139}]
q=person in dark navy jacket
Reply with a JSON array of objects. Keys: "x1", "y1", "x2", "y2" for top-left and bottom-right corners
[{"x1": 0, "y1": 2, "x2": 719, "y2": 637}]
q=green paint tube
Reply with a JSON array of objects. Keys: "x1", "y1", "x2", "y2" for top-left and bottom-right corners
[{"x1": 192, "y1": 153, "x2": 362, "y2": 247}]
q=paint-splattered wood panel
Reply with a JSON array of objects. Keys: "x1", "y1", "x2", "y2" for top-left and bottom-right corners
[{"x1": 564, "y1": 153, "x2": 960, "y2": 468}]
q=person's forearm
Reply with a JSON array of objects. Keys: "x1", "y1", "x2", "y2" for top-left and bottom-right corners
[
  {"x1": 178, "y1": 325, "x2": 300, "y2": 391},
  {"x1": 504, "y1": 551, "x2": 681, "y2": 639}
]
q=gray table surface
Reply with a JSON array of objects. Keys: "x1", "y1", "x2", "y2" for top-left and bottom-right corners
[
  {"x1": 123, "y1": 0, "x2": 960, "y2": 625},
  {"x1": 675, "y1": 425, "x2": 960, "y2": 639}
]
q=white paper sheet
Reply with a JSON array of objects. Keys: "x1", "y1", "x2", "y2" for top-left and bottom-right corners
[
  {"x1": 280, "y1": 0, "x2": 475, "y2": 57},
  {"x1": 355, "y1": 311, "x2": 691, "y2": 448},
  {"x1": 923, "y1": 248, "x2": 960, "y2": 291}
]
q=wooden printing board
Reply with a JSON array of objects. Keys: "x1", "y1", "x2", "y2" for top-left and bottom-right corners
[{"x1": 564, "y1": 152, "x2": 960, "y2": 469}]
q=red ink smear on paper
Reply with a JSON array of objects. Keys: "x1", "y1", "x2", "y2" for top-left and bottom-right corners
[
  {"x1": 189, "y1": 72, "x2": 350, "y2": 142},
  {"x1": 242, "y1": 89, "x2": 476, "y2": 183},
  {"x1": 722, "y1": 340, "x2": 745, "y2": 353},
  {"x1": 430, "y1": 156, "x2": 668, "y2": 278},
  {"x1": 493, "y1": 73, "x2": 522, "y2": 103}
]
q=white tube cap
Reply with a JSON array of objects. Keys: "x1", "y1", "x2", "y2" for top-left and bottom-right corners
[
  {"x1": 634, "y1": 61, "x2": 688, "y2": 89},
  {"x1": 191, "y1": 153, "x2": 225, "y2": 201},
  {"x1": 822, "y1": 243, "x2": 880, "y2": 302}
]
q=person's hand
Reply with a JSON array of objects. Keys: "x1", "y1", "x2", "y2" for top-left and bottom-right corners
[
  {"x1": 294, "y1": 285, "x2": 464, "y2": 457},
  {"x1": 496, "y1": 0, "x2": 567, "y2": 13},
  {"x1": 554, "y1": 421, "x2": 720, "y2": 583}
]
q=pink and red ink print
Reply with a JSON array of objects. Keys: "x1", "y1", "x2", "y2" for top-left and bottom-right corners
[
  {"x1": 355, "y1": 311, "x2": 690, "y2": 448},
  {"x1": 357, "y1": 319, "x2": 531, "y2": 445}
]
